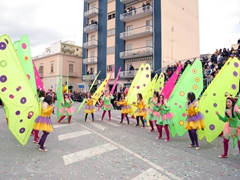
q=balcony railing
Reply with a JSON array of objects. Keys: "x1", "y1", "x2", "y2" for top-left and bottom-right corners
[
  {"x1": 84, "y1": 24, "x2": 98, "y2": 33},
  {"x1": 120, "y1": 70, "x2": 138, "y2": 78},
  {"x1": 83, "y1": 40, "x2": 98, "y2": 49},
  {"x1": 82, "y1": 73, "x2": 96, "y2": 81},
  {"x1": 120, "y1": 26, "x2": 153, "y2": 40},
  {"x1": 120, "y1": 0, "x2": 136, "y2": 4},
  {"x1": 84, "y1": 0, "x2": 96, "y2": 3},
  {"x1": 120, "y1": 47, "x2": 153, "y2": 59},
  {"x1": 83, "y1": 57, "x2": 98, "y2": 65},
  {"x1": 120, "y1": 5, "x2": 153, "y2": 22},
  {"x1": 68, "y1": 72, "x2": 77, "y2": 77},
  {"x1": 84, "y1": 8, "x2": 98, "y2": 18},
  {"x1": 39, "y1": 72, "x2": 44, "y2": 78}
]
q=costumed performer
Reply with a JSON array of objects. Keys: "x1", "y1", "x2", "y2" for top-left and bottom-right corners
[
  {"x1": 84, "y1": 92, "x2": 97, "y2": 122},
  {"x1": 132, "y1": 93, "x2": 146, "y2": 128},
  {"x1": 156, "y1": 94, "x2": 173, "y2": 142},
  {"x1": 33, "y1": 90, "x2": 46, "y2": 143},
  {"x1": 185, "y1": 92, "x2": 204, "y2": 150},
  {"x1": 115, "y1": 92, "x2": 132, "y2": 125},
  {"x1": 33, "y1": 95, "x2": 54, "y2": 152},
  {"x1": 101, "y1": 90, "x2": 114, "y2": 121},
  {"x1": 216, "y1": 96, "x2": 240, "y2": 158},
  {"x1": 148, "y1": 91, "x2": 159, "y2": 132},
  {"x1": 58, "y1": 93, "x2": 75, "y2": 124}
]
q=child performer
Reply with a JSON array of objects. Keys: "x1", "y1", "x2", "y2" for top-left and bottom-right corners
[
  {"x1": 132, "y1": 93, "x2": 146, "y2": 128},
  {"x1": 156, "y1": 95, "x2": 173, "y2": 141},
  {"x1": 33, "y1": 90, "x2": 46, "y2": 143},
  {"x1": 115, "y1": 93, "x2": 132, "y2": 125},
  {"x1": 84, "y1": 92, "x2": 96, "y2": 122},
  {"x1": 101, "y1": 90, "x2": 114, "y2": 121},
  {"x1": 148, "y1": 91, "x2": 159, "y2": 132},
  {"x1": 185, "y1": 92, "x2": 204, "y2": 150},
  {"x1": 216, "y1": 96, "x2": 240, "y2": 158},
  {"x1": 58, "y1": 94, "x2": 75, "y2": 124},
  {"x1": 33, "y1": 95, "x2": 54, "y2": 152}
]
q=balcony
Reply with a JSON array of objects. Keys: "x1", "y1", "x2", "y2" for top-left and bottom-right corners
[
  {"x1": 82, "y1": 74, "x2": 96, "y2": 81},
  {"x1": 83, "y1": 40, "x2": 98, "y2": 49},
  {"x1": 84, "y1": 24, "x2": 98, "y2": 33},
  {"x1": 68, "y1": 72, "x2": 77, "y2": 77},
  {"x1": 84, "y1": 0, "x2": 96, "y2": 3},
  {"x1": 84, "y1": 8, "x2": 98, "y2": 18},
  {"x1": 83, "y1": 57, "x2": 98, "y2": 65},
  {"x1": 120, "y1": 5, "x2": 153, "y2": 22},
  {"x1": 120, "y1": 0, "x2": 136, "y2": 4},
  {"x1": 39, "y1": 72, "x2": 44, "y2": 78},
  {"x1": 120, "y1": 47, "x2": 153, "y2": 59},
  {"x1": 120, "y1": 70, "x2": 138, "y2": 78},
  {"x1": 120, "y1": 26, "x2": 153, "y2": 40}
]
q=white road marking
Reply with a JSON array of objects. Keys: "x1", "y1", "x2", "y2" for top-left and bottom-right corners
[
  {"x1": 73, "y1": 120, "x2": 182, "y2": 180},
  {"x1": 63, "y1": 143, "x2": 118, "y2": 165},
  {"x1": 103, "y1": 120, "x2": 121, "y2": 127},
  {"x1": 58, "y1": 130, "x2": 92, "y2": 141},
  {"x1": 53, "y1": 123, "x2": 76, "y2": 129},
  {"x1": 88, "y1": 122, "x2": 106, "y2": 130},
  {"x1": 131, "y1": 168, "x2": 171, "y2": 180}
]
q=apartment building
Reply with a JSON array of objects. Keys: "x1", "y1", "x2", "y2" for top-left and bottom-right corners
[
  {"x1": 33, "y1": 41, "x2": 83, "y2": 92},
  {"x1": 82, "y1": 0, "x2": 200, "y2": 88}
]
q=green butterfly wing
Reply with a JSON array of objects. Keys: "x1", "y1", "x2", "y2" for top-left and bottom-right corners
[
  {"x1": 168, "y1": 59, "x2": 203, "y2": 136},
  {"x1": 14, "y1": 36, "x2": 37, "y2": 96},
  {"x1": 57, "y1": 76, "x2": 64, "y2": 119},
  {"x1": 127, "y1": 64, "x2": 151, "y2": 115},
  {"x1": 199, "y1": 57, "x2": 240, "y2": 142},
  {"x1": 154, "y1": 72, "x2": 165, "y2": 93},
  {"x1": 0, "y1": 35, "x2": 39, "y2": 145}
]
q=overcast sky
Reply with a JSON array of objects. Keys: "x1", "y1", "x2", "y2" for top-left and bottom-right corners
[{"x1": 0, "y1": 0, "x2": 239, "y2": 56}]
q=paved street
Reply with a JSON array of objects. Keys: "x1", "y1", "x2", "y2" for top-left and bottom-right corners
[{"x1": 0, "y1": 102, "x2": 239, "y2": 180}]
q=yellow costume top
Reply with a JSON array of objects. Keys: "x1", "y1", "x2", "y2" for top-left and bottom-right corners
[
  {"x1": 40, "y1": 104, "x2": 54, "y2": 117},
  {"x1": 133, "y1": 100, "x2": 147, "y2": 118},
  {"x1": 187, "y1": 101, "x2": 200, "y2": 117},
  {"x1": 115, "y1": 98, "x2": 132, "y2": 114}
]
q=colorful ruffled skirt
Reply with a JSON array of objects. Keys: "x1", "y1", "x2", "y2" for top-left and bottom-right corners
[
  {"x1": 135, "y1": 108, "x2": 147, "y2": 118},
  {"x1": 59, "y1": 107, "x2": 75, "y2": 116},
  {"x1": 84, "y1": 105, "x2": 96, "y2": 114},
  {"x1": 148, "y1": 107, "x2": 160, "y2": 121},
  {"x1": 156, "y1": 112, "x2": 174, "y2": 125},
  {"x1": 223, "y1": 122, "x2": 240, "y2": 140},
  {"x1": 34, "y1": 116, "x2": 53, "y2": 133},
  {"x1": 121, "y1": 105, "x2": 132, "y2": 114},
  {"x1": 102, "y1": 103, "x2": 114, "y2": 111},
  {"x1": 185, "y1": 112, "x2": 204, "y2": 130}
]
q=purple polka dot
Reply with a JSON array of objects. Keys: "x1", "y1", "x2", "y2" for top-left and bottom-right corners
[
  {"x1": 141, "y1": 68, "x2": 143, "y2": 71},
  {"x1": 1, "y1": 87, "x2": 6, "y2": 92},
  {"x1": 20, "y1": 119, "x2": 23, "y2": 123},
  {"x1": 205, "y1": 110, "x2": 209, "y2": 113},
  {"x1": 15, "y1": 111, "x2": 20, "y2": 115},
  {"x1": 233, "y1": 71, "x2": 238, "y2": 77},
  {"x1": 179, "y1": 105, "x2": 182, "y2": 108},
  {"x1": 146, "y1": 74, "x2": 149, "y2": 78},
  {"x1": 0, "y1": 42, "x2": 6, "y2": 50},
  {"x1": 213, "y1": 93, "x2": 216, "y2": 96},
  {"x1": 232, "y1": 84, "x2": 236, "y2": 90},
  {"x1": 159, "y1": 87, "x2": 162, "y2": 90},
  {"x1": 234, "y1": 62, "x2": 239, "y2": 67},
  {"x1": 213, "y1": 103, "x2": 217, "y2": 107},
  {"x1": 0, "y1": 75, "x2": 7, "y2": 83},
  {"x1": 160, "y1": 82, "x2": 162, "y2": 84},
  {"x1": 143, "y1": 84, "x2": 146, "y2": 87},
  {"x1": 137, "y1": 86, "x2": 140, "y2": 89},
  {"x1": 19, "y1": 128, "x2": 25, "y2": 134},
  {"x1": 174, "y1": 102, "x2": 178, "y2": 105},
  {"x1": 20, "y1": 97, "x2": 27, "y2": 104},
  {"x1": 146, "y1": 67, "x2": 149, "y2": 70},
  {"x1": 209, "y1": 124, "x2": 215, "y2": 130},
  {"x1": 27, "y1": 116, "x2": 32, "y2": 119}
]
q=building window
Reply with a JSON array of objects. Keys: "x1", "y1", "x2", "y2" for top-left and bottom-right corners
[
  {"x1": 39, "y1": 65, "x2": 43, "y2": 73},
  {"x1": 76, "y1": 48, "x2": 78, "y2": 51},
  {"x1": 69, "y1": 64, "x2": 73, "y2": 73},
  {"x1": 107, "y1": 46, "x2": 115, "y2": 55},
  {"x1": 146, "y1": 19, "x2": 153, "y2": 26},
  {"x1": 91, "y1": 35, "x2": 95, "y2": 41},
  {"x1": 107, "y1": 28, "x2": 115, "y2": 36},
  {"x1": 108, "y1": 12, "x2": 115, "y2": 20},
  {"x1": 90, "y1": 68, "x2": 94, "y2": 74},
  {"x1": 91, "y1": 4, "x2": 96, "y2": 9},
  {"x1": 146, "y1": 40, "x2": 153, "y2": 47},
  {"x1": 50, "y1": 63, "x2": 54, "y2": 73},
  {"x1": 107, "y1": 65, "x2": 114, "y2": 72},
  {"x1": 126, "y1": 44, "x2": 132, "y2": 50},
  {"x1": 90, "y1": 51, "x2": 95, "y2": 57}
]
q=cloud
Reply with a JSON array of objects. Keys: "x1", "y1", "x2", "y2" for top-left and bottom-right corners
[{"x1": 0, "y1": 0, "x2": 83, "y2": 56}]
